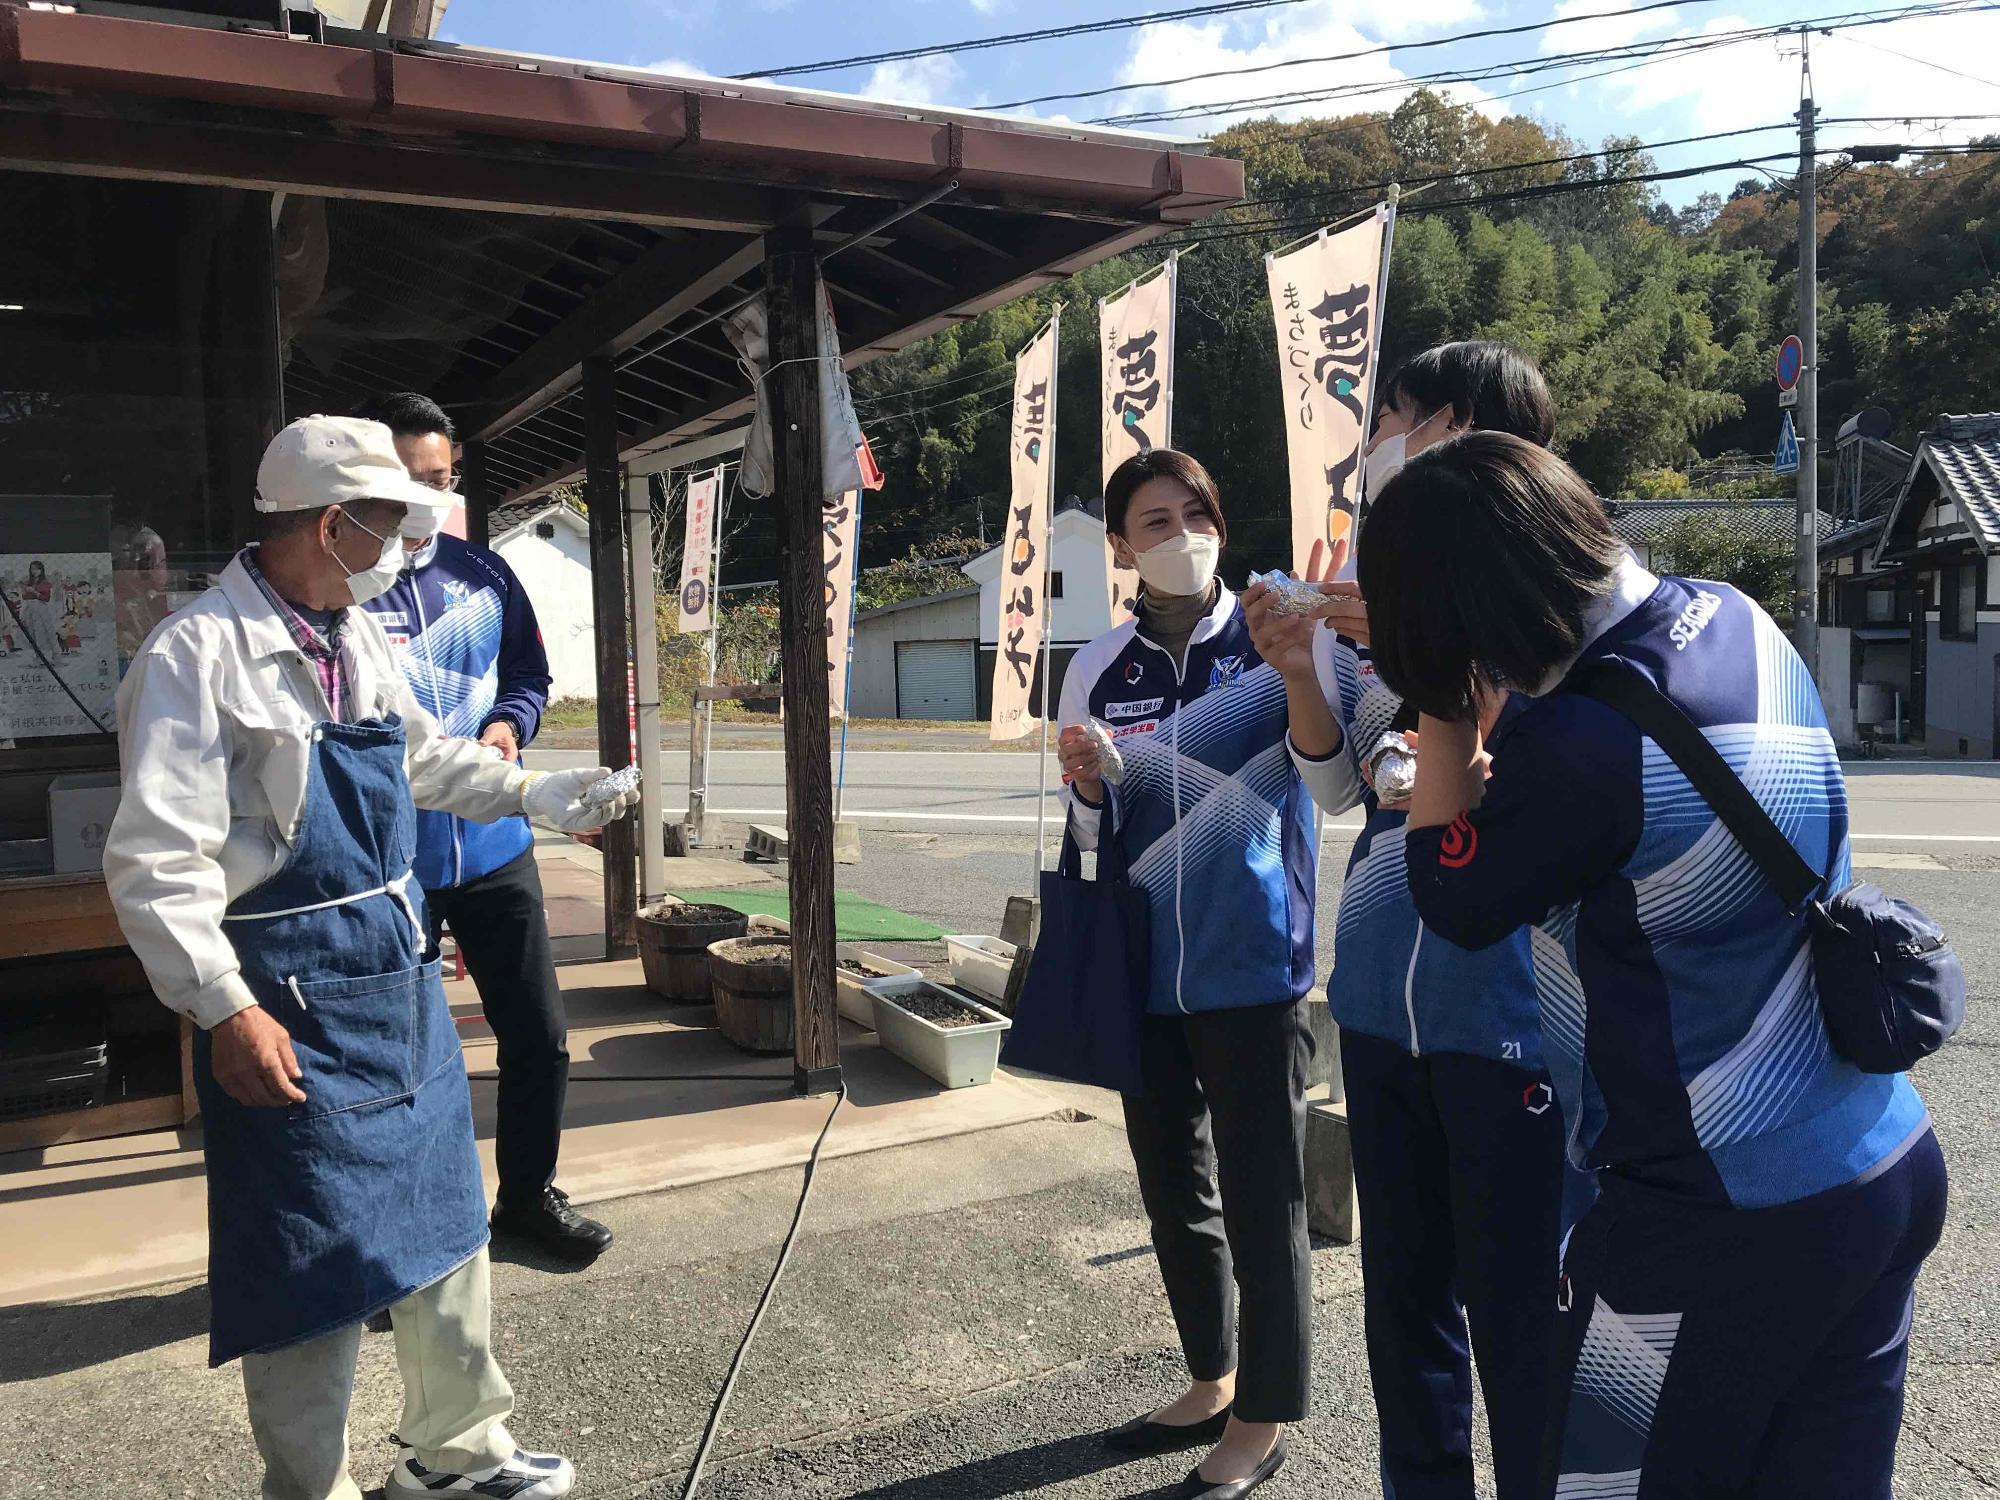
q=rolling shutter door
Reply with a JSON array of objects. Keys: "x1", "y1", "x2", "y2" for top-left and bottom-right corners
[{"x1": 895, "y1": 640, "x2": 975, "y2": 720}]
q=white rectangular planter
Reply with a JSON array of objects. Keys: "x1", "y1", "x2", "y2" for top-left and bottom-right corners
[
  {"x1": 835, "y1": 946, "x2": 919, "y2": 1027},
  {"x1": 870, "y1": 977, "x2": 1012, "y2": 1089},
  {"x1": 942, "y1": 934, "x2": 1018, "y2": 1006}
]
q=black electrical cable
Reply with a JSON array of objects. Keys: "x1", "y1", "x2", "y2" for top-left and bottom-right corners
[
  {"x1": 0, "y1": 584, "x2": 111, "y2": 735},
  {"x1": 738, "y1": 0, "x2": 1306, "y2": 81},
  {"x1": 991, "y1": 0, "x2": 1727, "y2": 111},
  {"x1": 680, "y1": 1082, "x2": 847, "y2": 1500}
]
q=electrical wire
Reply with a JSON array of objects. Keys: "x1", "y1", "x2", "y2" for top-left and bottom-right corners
[
  {"x1": 1093, "y1": 0, "x2": 2000, "y2": 125},
  {"x1": 680, "y1": 1082, "x2": 847, "y2": 1500},
  {"x1": 738, "y1": 0, "x2": 1306, "y2": 81},
  {"x1": 991, "y1": 0, "x2": 1728, "y2": 111},
  {"x1": 1831, "y1": 26, "x2": 2000, "y2": 90}
]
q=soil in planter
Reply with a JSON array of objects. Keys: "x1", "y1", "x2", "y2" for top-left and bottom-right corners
[
  {"x1": 648, "y1": 902, "x2": 744, "y2": 926},
  {"x1": 728, "y1": 941, "x2": 793, "y2": 968},
  {"x1": 837, "y1": 959, "x2": 894, "y2": 979},
  {"x1": 893, "y1": 991, "x2": 989, "y2": 1028}
]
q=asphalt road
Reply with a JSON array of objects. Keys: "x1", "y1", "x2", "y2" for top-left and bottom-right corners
[{"x1": 530, "y1": 740, "x2": 2000, "y2": 847}]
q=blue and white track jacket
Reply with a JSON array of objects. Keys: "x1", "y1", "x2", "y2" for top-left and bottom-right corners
[
  {"x1": 1302, "y1": 628, "x2": 1547, "y2": 1067},
  {"x1": 364, "y1": 534, "x2": 550, "y2": 892},
  {"x1": 1060, "y1": 586, "x2": 1362, "y2": 1015},
  {"x1": 1405, "y1": 560, "x2": 1930, "y2": 1209}
]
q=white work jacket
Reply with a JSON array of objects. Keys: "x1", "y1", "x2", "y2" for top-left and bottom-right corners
[{"x1": 104, "y1": 553, "x2": 531, "y2": 1030}]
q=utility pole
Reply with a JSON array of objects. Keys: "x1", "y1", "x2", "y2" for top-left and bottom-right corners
[{"x1": 1795, "y1": 28, "x2": 1821, "y2": 680}]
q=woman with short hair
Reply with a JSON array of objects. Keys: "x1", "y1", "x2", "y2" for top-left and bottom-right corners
[
  {"x1": 1058, "y1": 447, "x2": 1357, "y2": 1500},
  {"x1": 1247, "y1": 340, "x2": 1588, "y2": 1500},
  {"x1": 1360, "y1": 432, "x2": 1946, "y2": 1497}
]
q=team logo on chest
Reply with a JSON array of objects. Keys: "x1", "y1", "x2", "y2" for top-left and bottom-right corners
[
  {"x1": 1123, "y1": 660, "x2": 1145, "y2": 686},
  {"x1": 1208, "y1": 654, "x2": 1245, "y2": 691},
  {"x1": 441, "y1": 579, "x2": 472, "y2": 610}
]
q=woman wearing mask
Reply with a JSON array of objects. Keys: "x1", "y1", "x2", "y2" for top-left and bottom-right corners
[
  {"x1": 1245, "y1": 341, "x2": 1589, "y2": 1500},
  {"x1": 1057, "y1": 448, "x2": 1357, "y2": 1500},
  {"x1": 1363, "y1": 433, "x2": 1945, "y2": 1497}
]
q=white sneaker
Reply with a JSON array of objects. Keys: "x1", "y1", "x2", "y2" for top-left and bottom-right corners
[{"x1": 388, "y1": 1447, "x2": 575, "y2": 1497}]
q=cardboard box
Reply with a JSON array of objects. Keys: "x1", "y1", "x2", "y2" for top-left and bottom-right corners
[{"x1": 48, "y1": 772, "x2": 120, "y2": 874}]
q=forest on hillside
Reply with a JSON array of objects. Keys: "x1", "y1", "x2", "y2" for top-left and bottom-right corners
[{"x1": 840, "y1": 90, "x2": 2000, "y2": 572}]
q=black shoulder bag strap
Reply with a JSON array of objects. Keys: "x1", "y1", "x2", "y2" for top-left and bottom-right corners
[{"x1": 1568, "y1": 662, "x2": 1825, "y2": 916}]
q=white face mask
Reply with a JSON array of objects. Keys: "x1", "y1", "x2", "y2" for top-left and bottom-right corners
[
  {"x1": 332, "y1": 510, "x2": 405, "y2": 606},
  {"x1": 401, "y1": 503, "x2": 448, "y2": 542},
  {"x1": 1132, "y1": 531, "x2": 1221, "y2": 598},
  {"x1": 1364, "y1": 406, "x2": 1451, "y2": 502}
]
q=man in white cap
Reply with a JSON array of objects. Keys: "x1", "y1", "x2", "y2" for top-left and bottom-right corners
[{"x1": 104, "y1": 416, "x2": 634, "y2": 1500}]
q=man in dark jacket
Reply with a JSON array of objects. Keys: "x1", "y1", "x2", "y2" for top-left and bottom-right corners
[{"x1": 355, "y1": 392, "x2": 612, "y2": 1262}]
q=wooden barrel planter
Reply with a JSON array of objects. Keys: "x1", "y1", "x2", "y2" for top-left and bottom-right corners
[
  {"x1": 636, "y1": 903, "x2": 748, "y2": 1003},
  {"x1": 706, "y1": 937, "x2": 794, "y2": 1054}
]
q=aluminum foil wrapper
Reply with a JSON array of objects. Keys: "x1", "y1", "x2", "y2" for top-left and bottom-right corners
[
  {"x1": 1082, "y1": 718, "x2": 1126, "y2": 787},
  {"x1": 1246, "y1": 569, "x2": 1332, "y2": 618},
  {"x1": 1363, "y1": 733, "x2": 1418, "y2": 804},
  {"x1": 581, "y1": 764, "x2": 642, "y2": 807}
]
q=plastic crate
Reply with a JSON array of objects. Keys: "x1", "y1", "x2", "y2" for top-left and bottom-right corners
[{"x1": 0, "y1": 1027, "x2": 111, "y2": 1121}]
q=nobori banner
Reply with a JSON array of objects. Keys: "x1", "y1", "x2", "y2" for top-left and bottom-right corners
[
  {"x1": 990, "y1": 314, "x2": 1060, "y2": 743},
  {"x1": 677, "y1": 467, "x2": 722, "y2": 633},
  {"x1": 1099, "y1": 255, "x2": 1176, "y2": 629},
  {"x1": 822, "y1": 490, "x2": 860, "y2": 719},
  {"x1": 1266, "y1": 204, "x2": 1394, "y2": 575}
]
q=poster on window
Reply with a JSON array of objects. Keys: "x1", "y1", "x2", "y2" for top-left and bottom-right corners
[
  {"x1": 1266, "y1": 204, "x2": 1394, "y2": 576},
  {"x1": 0, "y1": 551, "x2": 117, "y2": 737},
  {"x1": 990, "y1": 314, "x2": 1059, "y2": 743},
  {"x1": 1099, "y1": 256, "x2": 1175, "y2": 628}
]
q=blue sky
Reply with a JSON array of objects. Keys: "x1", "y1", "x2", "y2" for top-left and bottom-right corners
[{"x1": 442, "y1": 0, "x2": 2000, "y2": 203}]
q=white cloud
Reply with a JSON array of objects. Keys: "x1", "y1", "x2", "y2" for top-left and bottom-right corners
[
  {"x1": 1540, "y1": 0, "x2": 1679, "y2": 54},
  {"x1": 645, "y1": 56, "x2": 716, "y2": 79},
  {"x1": 1108, "y1": 1, "x2": 1506, "y2": 133},
  {"x1": 967, "y1": 0, "x2": 1002, "y2": 12},
  {"x1": 1571, "y1": 7, "x2": 2000, "y2": 148},
  {"x1": 861, "y1": 53, "x2": 967, "y2": 106}
]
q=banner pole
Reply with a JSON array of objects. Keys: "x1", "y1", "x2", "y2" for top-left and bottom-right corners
[
  {"x1": 1164, "y1": 248, "x2": 1180, "y2": 447},
  {"x1": 702, "y1": 463, "x2": 723, "y2": 799},
  {"x1": 1034, "y1": 306, "x2": 1063, "y2": 886},
  {"x1": 834, "y1": 488, "x2": 863, "y2": 821}
]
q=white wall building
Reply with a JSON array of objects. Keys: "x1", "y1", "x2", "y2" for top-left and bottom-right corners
[{"x1": 490, "y1": 502, "x2": 597, "y2": 703}]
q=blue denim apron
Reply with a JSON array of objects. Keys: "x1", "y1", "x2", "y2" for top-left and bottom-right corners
[{"x1": 198, "y1": 716, "x2": 488, "y2": 1367}]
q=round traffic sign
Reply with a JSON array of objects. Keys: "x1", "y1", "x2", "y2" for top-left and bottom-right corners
[{"x1": 1776, "y1": 335, "x2": 1804, "y2": 390}]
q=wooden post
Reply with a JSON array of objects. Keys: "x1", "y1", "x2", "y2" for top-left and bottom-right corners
[
  {"x1": 583, "y1": 356, "x2": 638, "y2": 959},
  {"x1": 461, "y1": 439, "x2": 490, "y2": 549},
  {"x1": 765, "y1": 227, "x2": 842, "y2": 1097}
]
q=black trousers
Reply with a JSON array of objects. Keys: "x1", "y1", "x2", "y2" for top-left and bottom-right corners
[
  {"x1": 1121, "y1": 998, "x2": 1313, "y2": 1423},
  {"x1": 425, "y1": 846, "x2": 569, "y2": 1211},
  {"x1": 1341, "y1": 1028, "x2": 1581, "y2": 1500}
]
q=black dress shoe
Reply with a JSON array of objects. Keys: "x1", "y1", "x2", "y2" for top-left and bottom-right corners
[
  {"x1": 1179, "y1": 1435, "x2": 1287, "y2": 1499},
  {"x1": 491, "y1": 1186, "x2": 614, "y2": 1263},
  {"x1": 1104, "y1": 1405, "x2": 1232, "y2": 1453}
]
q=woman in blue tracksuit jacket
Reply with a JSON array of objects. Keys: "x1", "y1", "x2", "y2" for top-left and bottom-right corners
[
  {"x1": 1364, "y1": 433, "x2": 1945, "y2": 1498},
  {"x1": 1248, "y1": 343, "x2": 1591, "y2": 1500},
  {"x1": 1056, "y1": 448, "x2": 1358, "y2": 1500}
]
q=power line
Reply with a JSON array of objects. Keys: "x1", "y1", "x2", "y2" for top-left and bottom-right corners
[
  {"x1": 1831, "y1": 26, "x2": 2000, "y2": 89},
  {"x1": 736, "y1": 0, "x2": 1306, "y2": 82},
  {"x1": 991, "y1": 0, "x2": 1723, "y2": 111},
  {"x1": 1092, "y1": 0, "x2": 1999, "y2": 126}
]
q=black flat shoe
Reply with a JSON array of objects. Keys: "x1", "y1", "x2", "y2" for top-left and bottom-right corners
[
  {"x1": 1104, "y1": 1405, "x2": 1232, "y2": 1453},
  {"x1": 1178, "y1": 1435, "x2": 1287, "y2": 1499},
  {"x1": 491, "y1": 1186, "x2": 614, "y2": 1263}
]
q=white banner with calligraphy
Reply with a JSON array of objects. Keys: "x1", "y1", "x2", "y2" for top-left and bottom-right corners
[
  {"x1": 1266, "y1": 205, "x2": 1393, "y2": 574},
  {"x1": 822, "y1": 490, "x2": 860, "y2": 719},
  {"x1": 990, "y1": 316, "x2": 1059, "y2": 743},
  {"x1": 676, "y1": 468, "x2": 720, "y2": 633},
  {"x1": 1099, "y1": 256, "x2": 1175, "y2": 628}
]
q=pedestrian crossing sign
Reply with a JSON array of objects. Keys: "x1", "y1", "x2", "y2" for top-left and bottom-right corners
[{"x1": 1775, "y1": 411, "x2": 1800, "y2": 476}]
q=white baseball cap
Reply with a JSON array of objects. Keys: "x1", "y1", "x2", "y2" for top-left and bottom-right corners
[{"x1": 254, "y1": 415, "x2": 462, "y2": 520}]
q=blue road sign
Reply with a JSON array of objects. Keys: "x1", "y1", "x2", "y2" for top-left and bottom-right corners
[
  {"x1": 1775, "y1": 411, "x2": 1800, "y2": 475},
  {"x1": 1776, "y1": 334, "x2": 1804, "y2": 391}
]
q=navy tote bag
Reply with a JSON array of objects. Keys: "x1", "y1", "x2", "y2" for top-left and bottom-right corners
[{"x1": 1000, "y1": 807, "x2": 1151, "y2": 1095}]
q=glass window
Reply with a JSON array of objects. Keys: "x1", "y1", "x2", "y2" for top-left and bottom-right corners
[{"x1": 1942, "y1": 561, "x2": 1980, "y2": 640}]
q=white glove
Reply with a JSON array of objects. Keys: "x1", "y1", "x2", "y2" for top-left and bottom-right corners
[{"x1": 521, "y1": 766, "x2": 639, "y2": 833}]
